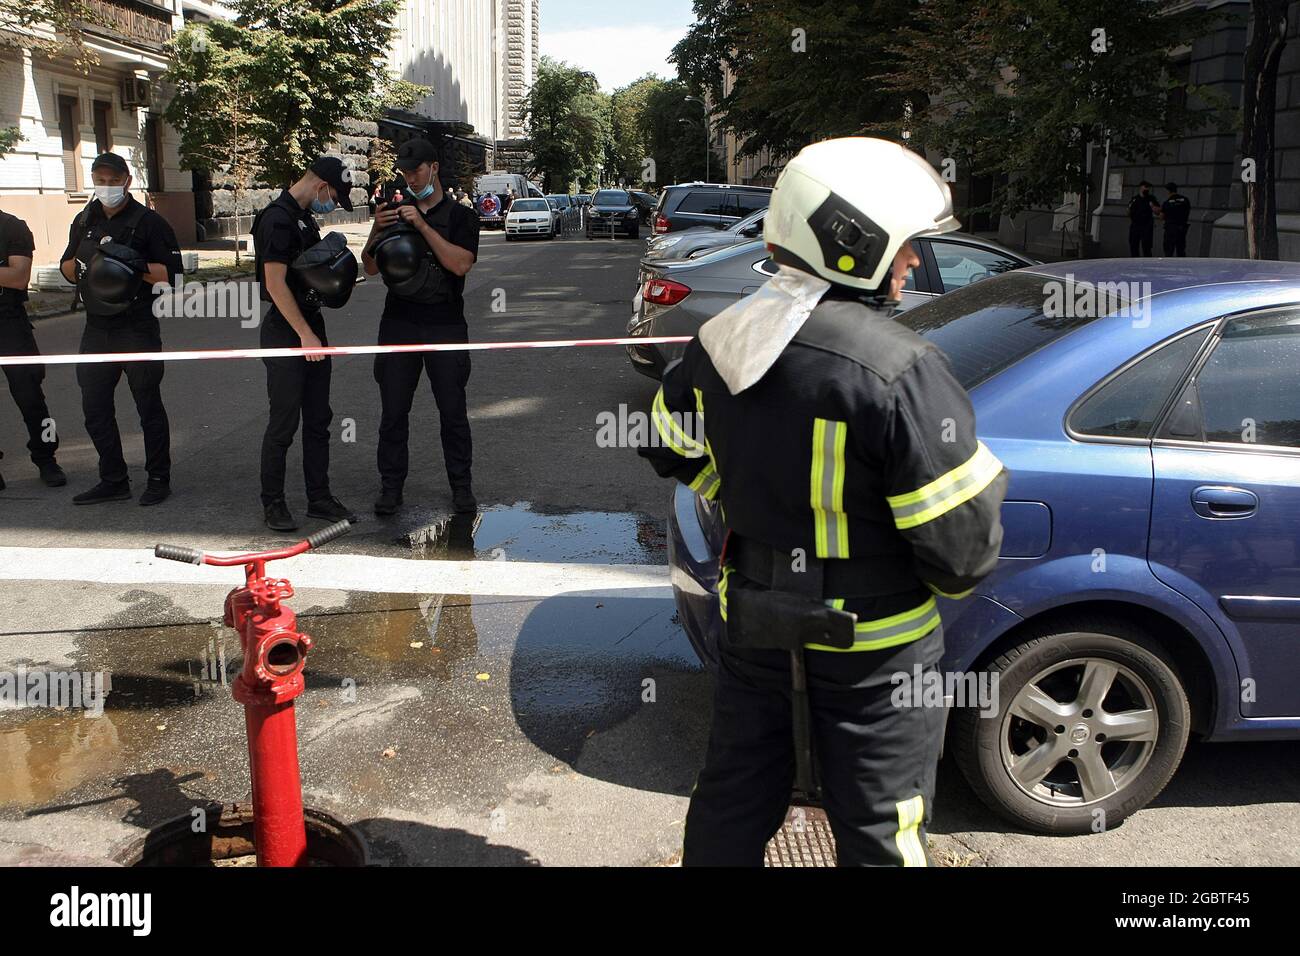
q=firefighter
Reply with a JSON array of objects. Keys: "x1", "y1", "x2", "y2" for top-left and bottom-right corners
[{"x1": 639, "y1": 137, "x2": 1007, "y2": 866}]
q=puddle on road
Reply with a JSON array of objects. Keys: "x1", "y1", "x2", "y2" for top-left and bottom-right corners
[{"x1": 390, "y1": 502, "x2": 667, "y2": 565}]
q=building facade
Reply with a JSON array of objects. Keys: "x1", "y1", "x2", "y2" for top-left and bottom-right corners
[{"x1": 0, "y1": 0, "x2": 195, "y2": 263}]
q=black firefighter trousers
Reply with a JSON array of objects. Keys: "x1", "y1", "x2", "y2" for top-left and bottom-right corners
[{"x1": 684, "y1": 624, "x2": 946, "y2": 867}]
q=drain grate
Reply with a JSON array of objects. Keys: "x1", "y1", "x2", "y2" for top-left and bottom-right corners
[{"x1": 764, "y1": 806, "x2": 837, "y2": 867}]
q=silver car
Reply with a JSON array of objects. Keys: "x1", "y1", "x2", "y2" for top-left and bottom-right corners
[
  {"x1": 626, "y1": 232, "x2": 1038, "y2": 379},
  {"x1": 642, "y1": 208, "x2": 767, "y2": 264}
]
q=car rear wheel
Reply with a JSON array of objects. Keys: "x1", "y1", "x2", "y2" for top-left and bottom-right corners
[{"x1": 950, "y1": 618, "x2": 1190, "y2": 835}]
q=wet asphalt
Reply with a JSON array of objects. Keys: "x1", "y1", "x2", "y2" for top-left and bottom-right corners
[{"x1": 0, "y1": 230, "x2": 1296, "y2": 866}]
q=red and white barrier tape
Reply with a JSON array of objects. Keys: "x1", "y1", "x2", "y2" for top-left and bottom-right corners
[{"x1": 0, "y1": 335, "x2": 693, "y2": 367}]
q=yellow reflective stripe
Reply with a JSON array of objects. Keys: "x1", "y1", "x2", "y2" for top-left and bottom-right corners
[
  {"x1": 689, "y1": 387, "x2": 721, "y2": 500},
  {"x1": 718, "y1": 564, "x2": 732, "y2": 621},
  {"x1": 895, "y1": 795, "x2": 927, "y2": 867},
  {"x1": 810, "y1": 418, "x2": 849, "y2": 558},
  {"x1": 652, "y1": 387, "x2": 704, "y2": 458},
  {"x1": 805, "y1": 597, "x2": 940, "y2": 652},
  {"x1": 887, "y1": 441, "x2": 1003, "y2": 530},
  {"x1": 928, "y1": 581, "x2": 974, "y2": 600}
]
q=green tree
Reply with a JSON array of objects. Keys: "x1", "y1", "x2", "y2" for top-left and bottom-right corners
[
  {"x1": 165, "y1": 0, "x2": 425, "y2": 189},
  {"x1": 609, "y1": 75, "x2": 660, "y2": 186},
  {"x1": 673, "y1": 0, "x2": 917, "y2": 169},
  {"x1": 640, "y1": 79, "x2": 719, "y2": 185},
  {"x1": 886, "y1": 0, "x2": 1226, "y2": 238},
  {"x1": 0, "y1": 0, "x2": 102, "y2": 71},
  {"x1": 520, "y1": 57, "x2": 607, "y2": 192}
]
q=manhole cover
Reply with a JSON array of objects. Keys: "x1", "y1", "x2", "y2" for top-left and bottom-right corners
[{"x1": 764, "y1": 806, "x2": 837, "y2": 867}]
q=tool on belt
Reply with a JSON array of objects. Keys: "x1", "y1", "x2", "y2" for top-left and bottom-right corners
[{"x1": 721, "y1": 532, "x2": 857, "y2": 800}]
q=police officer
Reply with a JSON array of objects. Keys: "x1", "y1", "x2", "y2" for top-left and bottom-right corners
[
  {"x1": 640, "y1": 138, "x2": 1007, "y2": 866},
  {"x1": 0, "y1": 206, "x2": 65, "y2": 491},
  {"x1": 363, "y1": 139, "x2": 480, "y2": 515},
  {"x1": 1127, "y1": 181, "x2": 1160, "y2": 257},
  {"x1": 1161, "y1": 182, "x2": 1191, "y2": 257},
  {"x1": 252, "y1": 156, "x2": 357, "y2": 531},
  {"x1": 59, "y1": 152, "x2": 180, "y2": 506}
]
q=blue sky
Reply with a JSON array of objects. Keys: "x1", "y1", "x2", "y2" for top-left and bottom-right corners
[{"x1": 539, "y1": 0, "x2": 697, "y2": 91}]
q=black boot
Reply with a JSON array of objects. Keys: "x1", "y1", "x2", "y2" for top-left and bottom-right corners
[
  {"x1": 373, "y1": 488, "x2": 403, "y2": 516},
  {"x1": 452, "y1": 485, "x2": 477, "y2": 514},
  {"x1": 264, "y1": 499, "x2": 298, "y2": 532},
  {"x1": 307, "y1": 496, "x2": 356, "y2": 522},
  {"x1": 139, "y1": 478, "x2": 171, "y2": 506},
  {"x1": 73, "y1": 480, "x2": 132, "y2": 505},
  {"x1": 38, "y1": 461, "x2": 67, "y2": 487}
]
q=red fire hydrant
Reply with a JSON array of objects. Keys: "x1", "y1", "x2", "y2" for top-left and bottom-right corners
[{"x1": 156, "y1": 520, "x2": 351, "y2": 866}]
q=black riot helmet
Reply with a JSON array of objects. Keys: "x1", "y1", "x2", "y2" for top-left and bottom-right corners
[
  {"x1": 291, "y1": 232, "x2": 358, "y2": 309},
  {"x1": 371, "y1": 221, "x2": 435, "y2": 297},
  {"x1": 79, "y1": 241, "x2": 147, "y2": 316}
]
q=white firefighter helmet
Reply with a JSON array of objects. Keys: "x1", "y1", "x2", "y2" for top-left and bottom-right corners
[{"x1": 763, "y1": 137, "x2": 959, "y2": 293}]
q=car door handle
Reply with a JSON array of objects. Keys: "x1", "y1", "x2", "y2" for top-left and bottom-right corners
[{"x1": 1191, "y1": 486, "x2": 1258, "y2": 519}]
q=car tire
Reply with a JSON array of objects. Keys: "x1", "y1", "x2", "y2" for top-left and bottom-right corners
[{"x1": 949, "y1": 617, "x2": 1190, "y2": 836}]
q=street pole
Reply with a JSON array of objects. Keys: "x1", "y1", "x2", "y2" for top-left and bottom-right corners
[{"x1": 686, "y1": 95, "x2": 709, "y2": 182}]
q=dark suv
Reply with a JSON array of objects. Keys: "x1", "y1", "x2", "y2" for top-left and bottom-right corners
[
  {"x1": 651, "y1": 182, "x2": 773, "y2": 235},
  {"x1": 586, "y1": 189, "x2": 642, "y2": 239}
]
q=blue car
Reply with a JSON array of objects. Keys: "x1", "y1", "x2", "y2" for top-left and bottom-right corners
[{"x1": 666, "y1": 259, "x2": 1300, "y2": 835}]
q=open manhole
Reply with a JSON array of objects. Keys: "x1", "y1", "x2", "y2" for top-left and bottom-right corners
[
  {"x1": 112, "y1": 803, "x2": 368, "y2": 867},
  {"x1": 764, "y1": 806, "x2": 837, "y2": 867}
]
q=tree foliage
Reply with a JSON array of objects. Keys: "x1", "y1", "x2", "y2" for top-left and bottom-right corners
[
  {"x1": 165, "y1": 0, "x2": 425, "y2": 188},
  {"x1": 520, "y1": 57, "x2": 609, "y2": 192},
  {"x1": 0, "y1": 0, "x2": 102, "y2": 72},
  {"x1": 672, "y1": 0, "x2": 917, "y2": 169},
  {"x1": 884, "y1": 0, "x2": 1228, "y2": 225}
]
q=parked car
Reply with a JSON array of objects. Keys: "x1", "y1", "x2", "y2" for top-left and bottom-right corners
[
  {"x1": 630, "y1": 190, "x2": 656, "y2": 225},
  {"x1": 586, "y1": 189, "x2": 642, "y2": 239},
  {"x1": 504, "y1": 198, "x2": 556, "y2": 240},
  {"x1": 651, "y1": 182, "x2": 773, "y2": 235},
  {"x1": 643, "y1": 207, "x2": 767, "y2": 263},
  {"x1": 662, "y1": 259, "x2": 1300, "y2": 835},
  {"x1": 627, "y1": 232, "x2": 1035, "y2": 379},
  {"x1": 545, "y1": 194, "x2": 580, "y2": 232}
]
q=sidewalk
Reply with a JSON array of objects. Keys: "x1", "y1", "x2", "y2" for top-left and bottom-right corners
[{"x1": 26, "y1": 221, "x2": 377, "y2": 321}]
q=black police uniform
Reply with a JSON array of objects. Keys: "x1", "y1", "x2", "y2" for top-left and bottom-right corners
[
  {"x1": 0, "y1": 210, "x2": 58, "y2": 472},
  {"x1": 1127, "y1": 191, "x2": 1159, "y2": 256},
  {"x1": 1162, "y1": 192, "x2": 1191, "y2": 256},
  {"x1": 374, "y1": 194, "x2": 479, "y2": 497},
  {"x1": 252, "y1": 189, "x2": 336, "y2": 507},
  {"x1": 62, "y1": 195, "x2": 180, "y2": 487},
  {"x1": 641, "y1": 294, "x2": 1007, "y2": 866}
]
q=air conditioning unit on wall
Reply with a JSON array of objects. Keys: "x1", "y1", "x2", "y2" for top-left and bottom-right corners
[{"x1": 121, "y1": 76, "x2": 152, "y2": 108}]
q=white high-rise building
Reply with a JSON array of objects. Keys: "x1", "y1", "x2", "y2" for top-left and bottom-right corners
[{"x1": 386, "y1": 0, "x2": 540, "y2": 146}]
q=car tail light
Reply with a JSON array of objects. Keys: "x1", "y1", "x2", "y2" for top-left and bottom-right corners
[
  {"x1": 653, "y1": 213, "x2": 670, "y2": 234},
  {"x1": 643, "y1": 277, "x2": 691, "y2": 306}
]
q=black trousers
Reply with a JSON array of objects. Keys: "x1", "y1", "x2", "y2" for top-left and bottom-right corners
[
  {"x1": 0, "y1": 315, "x2": 58, "y2": 466},
  {"x1": 374, "y1": 316, "x2": 472, "y2": 492},
  {"x1": 77, "y1": 321, "x2": 170, "y2": 485},
  {"x1": 1163, "y1": 226, "x2": 1188, "y2": 257},
  {"x1": 684, "y1": 622, "x2": 946, "y2": 867},
  {"x1": 260, "y1": 314, "x2": 333, "y2": 505},
  {"x1": 1128, "y1": 223, "x2": 1154, "y2": 256}
]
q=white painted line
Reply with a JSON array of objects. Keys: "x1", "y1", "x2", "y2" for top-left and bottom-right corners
[{"x1": 0, "y1": 547, "x2": 672, "y2": 598}]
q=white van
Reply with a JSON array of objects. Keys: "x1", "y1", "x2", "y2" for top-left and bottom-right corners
[{"x1": 475, "y1": 172, "x2": 531, "y2": 202}]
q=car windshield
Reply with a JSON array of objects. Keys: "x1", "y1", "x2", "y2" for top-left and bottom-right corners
[
  {"x1": 510, "y1": 200, "x2": 548, "y2": 212},
  {"x1": 594, "y1": 190, "x2": 629, "y2": 205},
  {"x1": 680, "y1": 238, "x2": 767, "y2": 266},
  {"x1": 546, "y1": 195, "x2": 568, "y2": 206},
  {"x1": 896, "y1": 272, "x2": 1105, "y2": 388},
  {"x1": 729, "y1": 209, "x2": 764, "y2": 234}
]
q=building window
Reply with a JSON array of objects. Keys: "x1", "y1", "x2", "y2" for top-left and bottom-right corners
[
  {"x1": 93, "y1": 100, "x2": 113, "y2": 155},
  {"x1": 58, "y1": 94, "x2": 81, "y2": 192},
  {"x1": 144, "y1": 114, "x2": 163, "y2": 191}
]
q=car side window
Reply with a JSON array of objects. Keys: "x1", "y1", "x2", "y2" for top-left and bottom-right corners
[
  {"x1": 676, "y1": 191, "x2": 724, "y2": 215},
  {"x1": 733, "y1": 192, "x2": 769, "y2": 217},
  {"x1": 1169, "y1": 311, "x2": 1300, "y2": 449},
  {"x1": 1071, "y1": 327, "x2": 1211, "y2": 440},
  {"x1": 929, "y1": 240, "x2": 1023, "y2": 291}
]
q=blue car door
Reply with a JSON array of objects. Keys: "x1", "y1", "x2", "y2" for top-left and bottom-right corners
[{"x1": 1148, "y1": 308, "x2": 1300, "y2": 718}]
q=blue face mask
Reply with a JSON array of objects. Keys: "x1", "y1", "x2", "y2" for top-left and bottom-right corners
[
  {"x1": 411, "y1": 182, "x2": 434, "y2": 201},
  {"x1": 311, "y1": 196, "x2": 336, "y2": 214}
]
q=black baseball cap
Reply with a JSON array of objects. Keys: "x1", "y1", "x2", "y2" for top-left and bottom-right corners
[
  {"x1": 91, "y1": 152, "x2": 129, "y2": 175},
  {"x1": 395, "y1": 138, "x2": 438, "y2": 171},
  {"x1": 308, "y1": 156, "x2": 354, "y2": 211}
]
